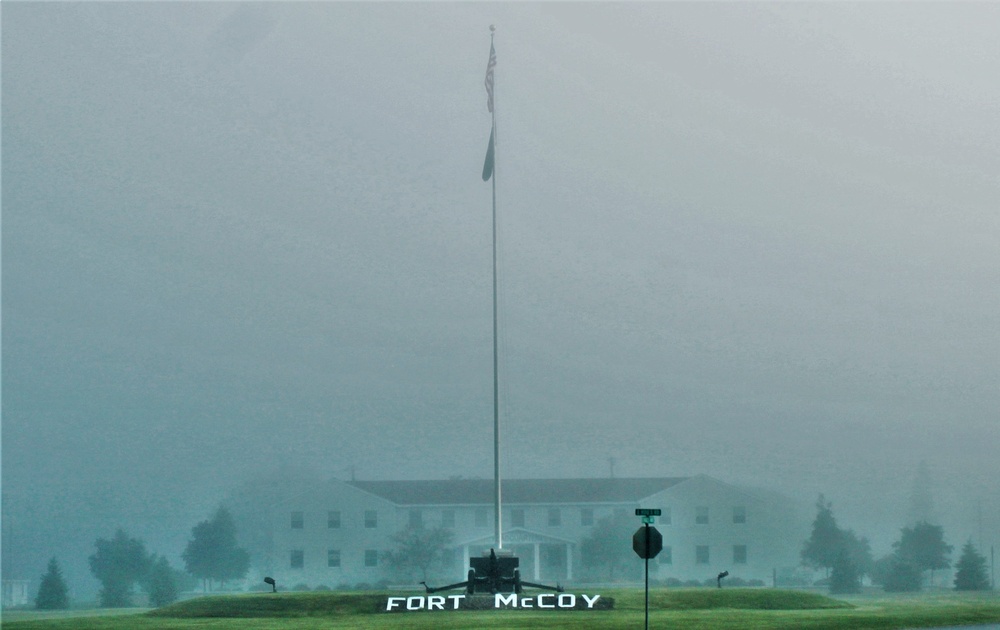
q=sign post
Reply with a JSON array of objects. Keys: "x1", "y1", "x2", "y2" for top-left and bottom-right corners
[{"x1": 633, "y1": 509, "x2": 662, "y2": 630}]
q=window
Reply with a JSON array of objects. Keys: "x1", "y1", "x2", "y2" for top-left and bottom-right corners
[
  {"x1": 511, "y1": 508, "x2": 525, "y2": 527},
  {"x1": 475, "y1": 508, "x2": 488, "y2": 527},
  {"x1": 662, "y1": 507, "x2": 672, "y2": 525},
  {"x1": 365, "y1": 510, "x2": 378, "y2": 528},
  {"x1": 547, "y1": 508, "x2": 561, "y2": 527},
  {"x1": 696, "y1": 506, "x2": 709, "y2": 525},
  {"x1": 290, "y1": 550, "x2": 304, "y2": 569},
  {"x1": 441, "y1": 509, "x2": 455, "y2": 528},
  {"x1": 659, "y1": 546, "x2": 672, "y2": 565},
  {"x1": 733, "y1": 506, "x2": 747, "y2": 524},
  {"x1": 696, "y1": 545, "x2": 710, "y2": 564},
  {"x1": 409, "y1": 509, "x2": 423, "y2": 529},
  {"x1": 327, "y1": 549, "x2": 341, "y2": 568},
  {"x1": 291, "y1": 511, "x2": 304, "y2": 529},
  {"x1": 328, "y1": 510, "x2": 341, "y2": 529},
  {"x1": 581, "y1": 508, "x2": 594, "y2": 526},
  {"x1": 733, "y1": 545, "x2": 747, "y2": 564},
  {"x1": 364, "y1": 549, "x2": 378, "y2": 567}
]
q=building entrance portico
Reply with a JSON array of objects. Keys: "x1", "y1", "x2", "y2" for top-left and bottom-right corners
[{"x1": 459, "y1": 528, "x2": 575, "y2": 582}]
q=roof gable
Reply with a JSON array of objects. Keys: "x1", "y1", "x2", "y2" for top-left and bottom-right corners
[{"x1": 347, "y1": 477, "x2": 689, "y2": 506}]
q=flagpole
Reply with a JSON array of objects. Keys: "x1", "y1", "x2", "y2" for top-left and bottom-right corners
[{"x1": 488, "y1": 25, "x2": 502, "y2": 552}]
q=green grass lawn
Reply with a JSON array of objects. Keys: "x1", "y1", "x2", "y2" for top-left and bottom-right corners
[{"x1": 4, "y1": 588, "x2": 999, "y2": 629}]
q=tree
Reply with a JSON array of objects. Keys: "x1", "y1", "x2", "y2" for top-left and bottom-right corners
[
  {"x1": 383, "y1": 526, "x2": 454, "y2": 582},
  {"x1": 801, "y1": 495, "x2": 842, "y2": 576},
  {"x1": 894, "y1": 521, "x2": 952, "y2": 583},
  {"x1": 953, "y1": 540, "x2": 990, "y2": 591},
  {"x1": 88, "y1": 529, "x2": 152, "y2": 607},
  {"x1": 145, "y1": 556, "x2": 180, "y2": 607},
  {"x1": 182, "y1": 507, "x2": 250, "y2": 591},
  {"x1": 829, "y1": 549, "x2": 861, "y2": 594},
  {"x1": 580, "y1": 511, "x2": 637, "y2": 581},
  {"x1": 840, "y1": 529, "x2": 874, "y2": 580},
  {"x1": 35, "y1": 557, "x2": 69, "y2": 610},
  {"x1": 879, "y1": 554, "x2": 923, "y2": 592}
]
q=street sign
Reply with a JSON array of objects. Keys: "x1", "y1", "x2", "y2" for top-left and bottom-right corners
[
  {"x1": 632, "y1": 525, "x2": 663, "y2": 559},
  {"x1": 635, "y1": 508, "x2": 661, "y2": 517}
]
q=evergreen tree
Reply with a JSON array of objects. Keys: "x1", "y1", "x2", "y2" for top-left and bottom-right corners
[
  {"x1": 953, "y1": 540, "x2": 990, "y2": 591},
  {"x1": 145, "y1": 556, "x2": 180, "y2": 607},
  {"x1": 182, "y1": 507, "x2": 250, "y2": 591},
  {"x1": 801, "y1": 495, "x2": 842, "y2": 575},
  {"x1": 88, "y1": 529, "x2": 152, "y2": 607},
  {"x1": 35, "y1": 557, "x2": 70, "y2": 610}
]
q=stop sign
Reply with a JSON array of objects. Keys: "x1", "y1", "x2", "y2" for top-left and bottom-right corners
[{"x1": 633, "y1": 525, "x2": 663, "y2": 559}]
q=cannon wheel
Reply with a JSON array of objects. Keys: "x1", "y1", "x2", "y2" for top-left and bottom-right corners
[
  {"x1": 513, "y1": 568, "x2": 523, "y2": 594},
  {"x1": 466, "y1": 569, "x2": 476, "y2": 595}
]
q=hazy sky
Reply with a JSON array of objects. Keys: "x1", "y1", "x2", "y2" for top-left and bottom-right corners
[{"x1": 3, "y1": 2, "x2": 998, "y2": 593}]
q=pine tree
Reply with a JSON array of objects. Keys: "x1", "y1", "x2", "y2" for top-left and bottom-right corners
[
  {"x1": 35, "y1": 557, "x2": 70, "y2": 610},
  {"x1": 953, "y1": 540, "x2": 990, "y2": 591}
]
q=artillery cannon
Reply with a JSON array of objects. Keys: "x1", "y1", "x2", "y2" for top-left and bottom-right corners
[{"x1": 421, "y1": 549, "x2": 563, "y2": 595}]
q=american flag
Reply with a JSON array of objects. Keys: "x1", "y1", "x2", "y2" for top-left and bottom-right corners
[{"x1": 484, "y1": 41, "x2": 496, "y2": 113}]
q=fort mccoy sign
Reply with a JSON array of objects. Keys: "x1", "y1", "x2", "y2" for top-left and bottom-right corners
[{"x1": 384, "y1": 592, "x2": 613, "y2": 612}]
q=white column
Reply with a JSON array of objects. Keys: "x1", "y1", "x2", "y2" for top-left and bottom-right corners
[
  {"x1": 463, "y1": 545, "x2": 470, "y2": 572},
  {"x1": 566, "y1": 543, "x2": 573, "y2": 580},
  {"x1": 533, "y1": 543, "x2": 541, "y2": 581}
]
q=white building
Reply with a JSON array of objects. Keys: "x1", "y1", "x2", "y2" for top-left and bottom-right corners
[
  {"x1": 2, "y1": 579, "x2": 31, "y2": 608},
  {"x1": 270, "y1": 474, "x2": 803, "y2": 589}
]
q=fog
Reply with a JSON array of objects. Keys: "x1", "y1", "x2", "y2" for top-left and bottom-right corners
[{"x1": 3, "y1": 2, "x2": 998, "y2": 598}]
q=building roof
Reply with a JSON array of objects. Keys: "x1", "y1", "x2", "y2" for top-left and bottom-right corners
[{"x1": 347, "y1": 477, "x2": 689, "y2": 506}]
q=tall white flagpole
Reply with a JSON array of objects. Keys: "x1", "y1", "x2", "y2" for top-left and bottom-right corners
[{"x1": 487, "y1": 25, "x2": 502, "y2": 552}]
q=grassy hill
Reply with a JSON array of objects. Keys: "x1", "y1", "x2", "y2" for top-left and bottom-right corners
[
  {"x1": 147, "y1": 591, "x2": 386, "y2": 618},
  {"x1": 4, "y1": 588, "x2": 999, "y2": 630},
  {"x1": 144, "y1": 588, "x2": 850, "y2": 618}
]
